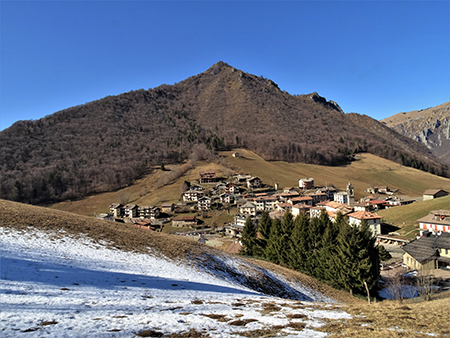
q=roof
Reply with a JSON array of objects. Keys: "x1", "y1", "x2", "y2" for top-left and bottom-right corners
[
  {"x1": 241, "y1": 202, "x2": 256, "y2": 208},
  {"x1": 161, "y1": 202, "x2": 174, "y2": 207},
  {"x1": 199, "y1": 171, "x2": 216, "y2": 178},
  {"x1": 402, "y1": 232, "x2": 450, "y2": 263},
  {"x1": 124, "y1": 204, "x2": 137, "y2": 209},
  {"x1": 368, "y1": 200, "x2": 386, "y2": 205},
  {"x1": 292, "y1": 203, "x2": 311, "y2": 210},
  {"x1": 423, "y1": 189, "x2": 448, "y2": 196},
  {"x1": 348, "y1": 210, "x2": 382, "y2": 220},
  {"x1": 417, "y1": 211, "x2": 450, "y2": 226},
  {"x1": 110, "y1": 203, "x2": 121, "y2": 208}
]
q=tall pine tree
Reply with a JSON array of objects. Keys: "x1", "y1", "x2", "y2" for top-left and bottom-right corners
[
  {"x1": 334, "y1": 219, "x2": 378, "y2": 296},
  {"x1": 265, "y1": 218, "x2": 282, "y2": 264},
  {"x1": 289, "y1": 211, "x2": 310, "y2": 271},
  {"x1": 240, "y1": 217, "x2": 257, "y2": 256},
  {"x1": 257, "y1": 211, "x2": 272, "y2": 252}
]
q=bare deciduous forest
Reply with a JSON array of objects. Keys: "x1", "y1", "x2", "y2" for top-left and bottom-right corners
[{"x1": 1, "y1": 62, "x2": 447, "y2": 204}]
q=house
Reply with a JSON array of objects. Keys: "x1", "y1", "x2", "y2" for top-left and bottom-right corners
[
  {"x1": 172, "y1": 216, "x2": 199, "y2": 228},
  {"x1": 279, "y1": 191, "x2": 300, "y2": 201},
  {"x1": 234, "y1": 174, "x2": 252, "y2": 183},
  {"x1": 199, "y1": 171, "x2": 217, "y2": 184},
  {"x1": 402, "y1": 231, "x2": 450, "y2": 271},
  {"x1": 240, "y1": 201, "x2": 256, "y2": 216},
  {"x1": 353, "y1": 201, "x2": 371, "y2": 212},
  {"x1": 347, "y1": 210, "x2": 382, "y2": 236},
  {"x1": 306, "y1": 192, "x2": 327, "y2": 206},
  {"x1": 225, "y1": 183, "x2": 239, "y2": 194},
  {"x1": 197, "y1": 196, "x2": 212, "y2": 211},
  {"x1": 365, "y1": 186, "x2": 378, "y2": 194},
  {"x1": 220, "y1": 192, "x2": 234, "y2": 204},
  {"x1": 299, "y1": 178, "x2": 314, "y2": 189},
  {"x1": 385, "y1": 197, "x2": 415, "y2": 207},
  {"x1": 291, "y1": 203, "x2": 311, "y2": 218},
  {"x1": 252, "y1": 195, "x2": 277, "y2": 211},
  {"x1": 181, "y1": 189, "x2": 204, "y2": 202},
  {"x1": 109, "y1": 203, "x2": 123, "y2": 217},
  {"x1": 288, "y1": 196, "x2": 313, "y2": 206},
  {"x1": 310, "y1": 201, "x2": 353, "y2": 221},
  {"x1": 333, "y1": 191, "x2": 349, "y2": 204},
  {"x1": 317, "y1": 186, "x2": 337, "y2": 200},
  {"x1": 417, "y1": 210, "x2": 450, "y2": 233},
  {"x1": 246, "y1": 177, "x2": 262, "y2": 189},
  {"x1": 138, "y1": 205, "x2": 160, "y2": 219},
  {"x1": 377, "y1": 186, "x2": 389, "y2": 194},
  {"x1": 423, "y1": 189, "x2": 449, "y2": 201},
  {"x1": 277, "y1": 202, "x2": 293, "y2": 212},
  {"x1": 123, "y1": 204, "x2": 138, "y2": 218},
  {"x1": 161, "y1": 202, "x2": 175, "y2": 213}
]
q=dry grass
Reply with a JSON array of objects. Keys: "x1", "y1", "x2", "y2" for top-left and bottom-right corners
[{"x1": 318, "y1": 297, "x2": 450, "y2": 337}]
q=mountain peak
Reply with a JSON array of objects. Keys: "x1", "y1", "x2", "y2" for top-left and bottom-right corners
[{"x1": 207, "y1": 61, "x2": 233, "y2": 75}]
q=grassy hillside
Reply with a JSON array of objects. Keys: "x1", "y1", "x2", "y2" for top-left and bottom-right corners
[
  {"x1": 51, "y1": 150, "x2": 450, "y2": 225},
  {"x1": 220, "y1": 149, "x2": 450, "y2": 199},
  {"x1": 378, "y1": 195, "x2": 450, "y2": 235}
]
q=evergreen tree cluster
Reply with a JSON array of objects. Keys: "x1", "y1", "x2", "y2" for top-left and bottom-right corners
[{"x1": 240, "y1": 210, "x2": 380, "y2": 296}]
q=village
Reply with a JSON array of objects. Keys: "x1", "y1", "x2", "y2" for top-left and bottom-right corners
[{"x1": 98, "y1": 168, "x2": 450, "y2": 277}]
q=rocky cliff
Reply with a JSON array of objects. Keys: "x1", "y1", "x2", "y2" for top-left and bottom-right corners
[{"x1": 381, "y1": 102, "x2": 450, "y2": 164}]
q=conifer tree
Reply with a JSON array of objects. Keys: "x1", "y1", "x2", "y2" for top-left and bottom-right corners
[
  {"x1": 319, "y1": 212, "x2": 343, "y2": 283},
  {"x1": 334, "y1": 219, "x2": 378, "y2": 296},
  {"x1": 289, "y1": 211, "x2": 310, "y2": 271},
  {"x1": 281, "y1": 210, "x2": 294, "y2": 236},
  {"x1": 265, "y1": 218, "x2": 282, "y2": 263},
  {"x1": 253, "y1": 211, "x2": 272, "y2": 257},
  {"x1": 278, "y1": 211, "x2": 295, "y2": 265},
  {"x1": 240, "y1": 217, "x2": 257, "y2": 256},
  {"x1": 258, "y1": 211, "x2": 272, "y2": 244}
]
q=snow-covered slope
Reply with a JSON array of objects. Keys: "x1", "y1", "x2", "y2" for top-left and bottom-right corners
[{"x1": 1, "y1": 227, "x2": 351, "y2": 337}]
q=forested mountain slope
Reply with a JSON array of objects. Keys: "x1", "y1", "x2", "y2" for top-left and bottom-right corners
[{"x1": 1, "y1": 62, "x2": 446, "y2": 204}]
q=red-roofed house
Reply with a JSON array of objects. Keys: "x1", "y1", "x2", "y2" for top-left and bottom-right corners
[{"x1": 347, "y1": 211, "x2": 382, "y2": 236}]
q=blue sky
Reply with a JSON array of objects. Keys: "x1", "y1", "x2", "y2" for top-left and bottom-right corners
[{"x1": 1, "y1": 1, "x2": 449, "y2": 131}]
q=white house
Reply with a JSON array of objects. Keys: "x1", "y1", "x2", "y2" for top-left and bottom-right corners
[
  {"x1": 347, "y1": 210, "x2": 382, "y2": 236},
  {"x1": 240, "y1": 202, "x2": 256, "y2": 216},
  {"x1": 182, "y1": 189, "x2": 204, "y2": 202},
  {"x1": 197, "y1": 197, "x2": 212, "y2": 211}
]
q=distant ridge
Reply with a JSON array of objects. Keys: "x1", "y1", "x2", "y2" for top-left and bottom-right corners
[
  {"x1": 0, "y1": 61, "x2": 446, "y2": 204},
  {"x1": 381, "y1": 102, "x2": 450, "y2": 165}
]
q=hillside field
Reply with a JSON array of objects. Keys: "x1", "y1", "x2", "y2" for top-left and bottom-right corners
[{"x1": 51, "y1": 150, "x2": 450, "y2": 233}]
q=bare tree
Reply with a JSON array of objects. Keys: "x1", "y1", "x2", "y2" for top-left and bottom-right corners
[{"x1": 416, "y1": 266, "x2": 435, "y2": 301}]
